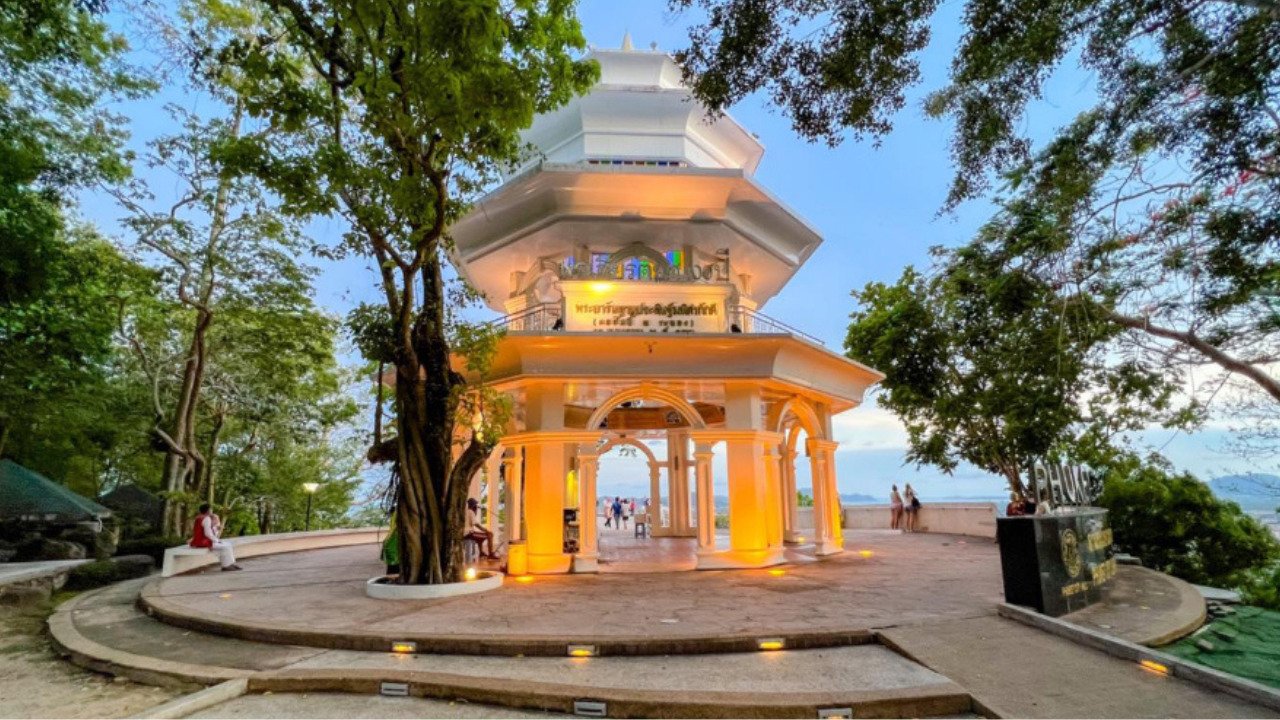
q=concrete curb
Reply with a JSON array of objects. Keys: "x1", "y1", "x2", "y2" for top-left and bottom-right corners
[
  {"x1": 140, "y1": 577, "x2": 878, "y2": 656},
  {"x1": 247, "y1": 667, "x2": 975, "y2": 719},
  {"x1": 998, "y1": 602, "x2": 1280, "y2": 713},
  {"x1": 132, "y1": 679, "x2": 248, "y2": 719},
  {"x1": 48, "y1": 587, "x2": 252, "y2": 689}
]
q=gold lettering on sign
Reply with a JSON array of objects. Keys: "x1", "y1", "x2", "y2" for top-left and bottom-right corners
[
  {"x1": 573, "y1": 302, "x2": 720, "y2": 318},
  {"x1": 1086, "y1": 528, "x2": 1113, "y2": 553}
]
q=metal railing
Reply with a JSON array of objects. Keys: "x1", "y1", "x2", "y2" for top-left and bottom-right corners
[{"x1": 485, "y1": 302, "x2": 824, "y2": 346}]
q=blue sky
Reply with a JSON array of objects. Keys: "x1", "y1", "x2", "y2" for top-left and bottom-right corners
[{"x1": 86, "y1": 0, "x2": 1262, "y2": 503}]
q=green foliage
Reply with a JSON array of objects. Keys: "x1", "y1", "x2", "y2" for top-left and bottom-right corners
[
  {"x1": 1098, "y1": 459, "x2": 1280, "y2": 591},
  {"x1": 64, "y1": 558, "x2": 153, "y2": 591},
  {"x1": 0, "y1": 0, "x2": 149, "y2": 302},
  {"x1": 1242, "y1": 563, "x2": 1280, "y2": 611},
  {"x1": 205, "y1": 0, "x2": 597, "y2": 584},
  {"x1": 845, "y1": 241, "x2": 1183, "y2": 491},
  {"x1": 115, "y1": 535, "x2": 185, "y2": 566},
  {"x1": 797, "y1": 491, "x2": 814, "y2": 508},
  {"x1": 678, "y1": 0, "x2": 1280, "y2": 434}
]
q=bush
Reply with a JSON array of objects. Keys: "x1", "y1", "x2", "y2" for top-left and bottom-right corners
[
  {"x1": 116, "y1": 535, "x2": 184, "y2": 565},
  {"x1": 1098, "y1": 463, "x2": 1280, "y2": 590},
  {"x1": 64, "y1": 556, "x2": 154, "y2": 591},
  {"x1": 1242, "y1": 563, "x2": 1280, "y2": 611}
]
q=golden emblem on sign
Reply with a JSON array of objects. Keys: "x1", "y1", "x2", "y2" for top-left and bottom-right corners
[{"x1": 1060, "y1": 529, "x2": 1083, "y2": 579}]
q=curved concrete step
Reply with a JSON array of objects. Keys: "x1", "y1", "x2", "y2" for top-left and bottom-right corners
[{"x1": 50, "y1": 581, "x2": 976, "y2": 719}]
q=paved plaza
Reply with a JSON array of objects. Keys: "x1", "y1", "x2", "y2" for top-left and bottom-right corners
[
  {"x1": 141, "y1": 530, "x2": 1003, "y2": 653},
  {"x1": 45, "y1": 529, "x2": 1280, "y2": 718}
]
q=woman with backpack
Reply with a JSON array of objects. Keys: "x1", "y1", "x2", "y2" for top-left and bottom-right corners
[{"x1": 903, "y1": 484, "x2": 921, "y2": 533}]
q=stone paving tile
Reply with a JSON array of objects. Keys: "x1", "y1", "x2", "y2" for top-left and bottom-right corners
[
  {"x1": 882, "y1": 614, "x2": 1279, "y2": 719},
  {"x1": 151, "y1": 531, "x2": 1004, "y2": 642}
]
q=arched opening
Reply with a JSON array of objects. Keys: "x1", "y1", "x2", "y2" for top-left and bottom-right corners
[
  {"x1": 770, "y1": 397, "x2": 827, "y2": 547},
  {"x1": 577, "y1": 385, "x2": 707, "y2": 571}
]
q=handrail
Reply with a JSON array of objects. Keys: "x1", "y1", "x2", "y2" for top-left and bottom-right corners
[
  {"x1": 735, "y1": 307, "x2": 825, "y2": 346},
  {"x1": 483, "y1": 302, "x2": 825, "y2": 345}
]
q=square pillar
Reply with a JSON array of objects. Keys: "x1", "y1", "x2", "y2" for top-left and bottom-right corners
[
  {"x1": 762, "y1": 443, "x2": 783, "y2": 549},
  {"x1": 726, "y1": 437, "x2": 768, "y2": 554},
  {"x1": 523, "y1": 441, "x2": 570, "y2": 573}
]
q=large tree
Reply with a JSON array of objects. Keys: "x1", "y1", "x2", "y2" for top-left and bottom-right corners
[
  {"x1": 211, "y1": 0, "x2": 596, "y2": 584},
  {"x1": 846, "y1": 239, "x2": 1189, "y2": 494},
  {"x1": 676, "y1": 0, "x2": 1280, "y2": 438},
  {"x1": 113, "y1": 103, "x2": 314, "y2": 534}
]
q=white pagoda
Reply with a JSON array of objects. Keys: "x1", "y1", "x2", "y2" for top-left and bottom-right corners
[{"x1": 452, "y1": 39, "x2": 883, "y2": 574}]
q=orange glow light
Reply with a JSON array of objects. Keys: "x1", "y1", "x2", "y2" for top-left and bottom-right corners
[
  {"x1": 858, "y1": 550, "x2": 873, "y2": 558},
  {"x1": 464, "y1": 567, "x2": 478, "y2": 581},
  {"x1": 567, "y1": 645, "x2": 597, "y2": 657},
  {"x1": 1139, "y1": 659, "x2": 1169, "y2": 676},
  {"x1": 589, "y1": 281, "x2": 614, "y2": 294},
  {"x1": 768, "y1": 568, "x2": 786, "y2": 577},
  {"x1": 390, "y1": 641, "x2": 417, "y2": 654},
  {"x1": 757, "y1": 638, "x2": 785, "y2": 651},
  {"x1": 516, "y1": 575, "x2": 535, "y2": 583}
]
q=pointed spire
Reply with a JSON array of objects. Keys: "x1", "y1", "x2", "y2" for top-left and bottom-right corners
[{"x1": 621, "y1": 31, "x2": 633, "y2": 51}]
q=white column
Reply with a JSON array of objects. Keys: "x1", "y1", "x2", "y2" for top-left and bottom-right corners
[
  {"x1": 648, "y1": 464, "x2": 660, "y2": 530},
  {"x1": 505, "y1": 448, "x2": 523, "y2": 542},
  {"x1": 484, "y1": 450, "x2": 502, "y2": 540},
  {"x1": 694, "y1": 443, "x2": 715, "y2": 554},
  {"x1": 808, "y1": 438, "x2": 829, "y2": 550},
  {"x1": 574, "y1": 448, "x2": 599, "y2": 572},
  {"x1": 822, "y1": 442, "x2": 843, "y2": 550},
  {"x1": 782, "y1": 448, "x2": 802, "y2": 543}
]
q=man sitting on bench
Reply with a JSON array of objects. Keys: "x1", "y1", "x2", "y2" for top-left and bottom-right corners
[
  {"x1": 466, "y1": 498, "x2": 499, "y2": 560},
  {"x1": 190, "y1": 503, "x2": 242, "y2": 571}
]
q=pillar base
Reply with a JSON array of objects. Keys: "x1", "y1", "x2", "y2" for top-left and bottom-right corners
[
  {"x1": 571, "y1": 553, "x2": 599, "y2": 573},
  {"x1": 695, "y1": 547, "x2": 788, "y2": 570},
  {"x1": 783, "y1": 530, "x2": 808, "y2": 545},
  {"x1": 814, "y1": 540, "x2": 844, "y2": 557},
  {"x1": 526, "y1": 552, "x2": 572, "y2": 574}
]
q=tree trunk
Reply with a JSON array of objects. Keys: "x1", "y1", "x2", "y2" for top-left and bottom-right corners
[
  {"x1": 391, "y1": 254, "x2": 494, "y2": 585},
  {"x1": 202, "y1": 408, "x2": 226, "y2": 505}
]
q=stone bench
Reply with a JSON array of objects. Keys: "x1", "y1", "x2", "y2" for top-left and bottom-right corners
[{"x1": 161, "y1": 527, "x2": 386, "y2": 577}]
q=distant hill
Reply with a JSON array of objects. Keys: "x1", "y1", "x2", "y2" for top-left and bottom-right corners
[{"x1": 1210, "y1": 474, "x2": 1280, "y2": 511}]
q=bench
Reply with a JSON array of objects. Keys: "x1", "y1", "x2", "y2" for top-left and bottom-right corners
[
  {"x1": 634, "y1": 512, "x2": 650, "y2": 538},
  {"x1": 161, "y1": 528, "x2": 387, "y2": 577}
]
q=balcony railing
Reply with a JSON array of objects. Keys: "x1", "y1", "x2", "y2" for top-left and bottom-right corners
[{"x1": 484, "y1": 302, "x2": 825, "y2": 346}]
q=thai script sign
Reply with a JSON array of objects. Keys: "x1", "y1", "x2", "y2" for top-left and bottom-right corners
[{"x1": 569, "y1": 301, "x2": 721, "y2": 333}]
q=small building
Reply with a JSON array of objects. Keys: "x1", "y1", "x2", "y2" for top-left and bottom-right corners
[{"x1": 453, "y1": 40, "x2": 883, "y2": 574}]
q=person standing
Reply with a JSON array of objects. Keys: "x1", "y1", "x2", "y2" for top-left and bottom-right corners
[
  {"x1": 613, "y1": 497, "x2": 625, "y2": 530},
  {"x1": 889, "y1": 485, "x2": 904, "y2": 530},
  {"x1": 190, "y1": 503, "x2": 241, "y2": 571},
  {"x1": 604, "y1": 498, "x2": 613, "y2": 528},
  {"x1": 903, "y1": 484, "x2": 919, "y2": 533}
]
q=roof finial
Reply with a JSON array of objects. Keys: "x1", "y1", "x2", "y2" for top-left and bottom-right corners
[{"x1": 621, "y1": 31, "x2": 633, "y2": 51}]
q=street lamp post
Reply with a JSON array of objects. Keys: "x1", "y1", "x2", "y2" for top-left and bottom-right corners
[{"x1": 302, "y1": 482, "x2": 320, "y2": 531}]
